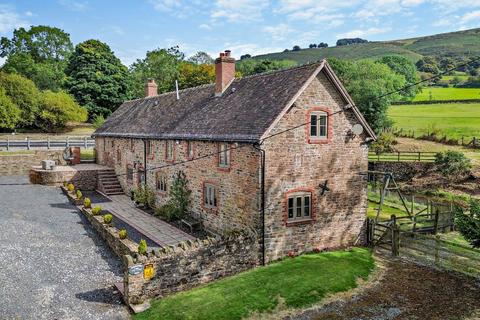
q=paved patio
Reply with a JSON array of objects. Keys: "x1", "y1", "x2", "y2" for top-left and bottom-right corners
[{"x1": 93, "y1": 193, "x2": 195, "y2": 247}]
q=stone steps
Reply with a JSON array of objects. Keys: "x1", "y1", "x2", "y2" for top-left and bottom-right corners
[{"x1": 98, "y1": 169, "x2": 124, "y2": 196}]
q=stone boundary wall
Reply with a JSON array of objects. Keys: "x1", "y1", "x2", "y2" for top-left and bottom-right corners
[
  {"x1": 30, "y1": 167, "x2": 98, "y2": 190},
  {"x1": 0, "y1": 150, "x2": 66, "y2": 176},
  {"x1": 368, "y1": 161, "x2": 434, "y2": 181},
  {"x1": 123, "y1": 231, "x2": 259, "y2": 306},
  {"x1": 62, "y1": 187, "x2": 138, "y2": 258}
]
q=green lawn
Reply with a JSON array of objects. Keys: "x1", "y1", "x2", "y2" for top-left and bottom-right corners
[
  {"x1": 388, "y1": 103, "x2": 480, "y2": 140},
  {"x1": 413, "y1": 87, "x2": 480, "y2": 102},
  {"x1": 441, "y1": 75, "x2": 469, "y2": 82},
  {"x1": 134, "y1": 248, "x2": 374, "y2": 320},
  {"x1": 80, "y1": 149, "x2": 95, "y2": 161}
]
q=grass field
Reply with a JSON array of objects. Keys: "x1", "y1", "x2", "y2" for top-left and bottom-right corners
[
  {"x1": 388, "y1": 103, "x2": 480, "y2": 140},
  {"x1": 0, "y1": 122, "x2": 94, "y2": 139},
  {"x1": 413, "y1": 87, "x2": 480, "y2": 102},
  {"x1": 134, "y1": 248, "x2": 374, "y2": 320},
  {"x1": 441, "y1": 75, "x2": 470, "y2": 82}
]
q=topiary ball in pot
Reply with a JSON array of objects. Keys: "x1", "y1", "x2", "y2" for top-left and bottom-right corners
[
  {"x1": 119, "y1": 229, "x2": 127, "y2": 239},
  {"x1": 103, "y1": 214, "x2": 113, "y2": 224},
  {"x1": 76, "y1": 190, "x2": 83, "y2": 199},
  {"x1": 83, "y1": 197, "x2": 91, "y2": 208},
  {"x1": 92, "y1": 206, "x2": 102, "y2": 215},
  {"x1": 138, "y1": 239, "x2": 147, "y2": 255},
  {"x1": 67, "y1": 183, "x2": 75, "y2": 192}
]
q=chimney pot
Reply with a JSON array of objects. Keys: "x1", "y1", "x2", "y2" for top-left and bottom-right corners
[
  {"x1": 145, "y1": 78, "x2": 158, "y2": 97},
  {"x1": 215, "y1": 50, "x2": 235, "y2": 97}
]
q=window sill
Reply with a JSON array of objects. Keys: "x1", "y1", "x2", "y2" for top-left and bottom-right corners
[
  {"x1": 307, "y1": 137, "x2": 330, "y2": 144},
  {"x1": 286, "y1": 219, "x2": 314, "y2": 227},
  {"x1": 217, "y1": 166, "x2": 231, "y2": 172}
]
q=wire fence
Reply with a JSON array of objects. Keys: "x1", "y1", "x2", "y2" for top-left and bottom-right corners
[{"x1": 0, "y1": 137, "x2": 95, "y2": 150}]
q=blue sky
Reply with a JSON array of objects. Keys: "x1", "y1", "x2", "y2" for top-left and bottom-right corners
[{"x1": 1, "y1": 0, "x2": 480, "y2": 66}]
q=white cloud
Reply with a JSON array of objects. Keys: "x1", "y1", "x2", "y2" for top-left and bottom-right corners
[
  {"x1": 211, "y1": 0, "x2": 269, "y2": 23},
  {"x1": 199, "y1": 23, "x2": 212, "y2": 30},
  {"x1": 336, "y1": 27, "x2": 391, "y2": 39},
  {"x1": 461, "y1": 10, "x2": 480, "y2": 24},
  {"x1": 0, "y1": 6, "x2": 28, "y2": 34},
  {"x1": 58, "y1": 0, "x2": 88, "y2": 12},
  {"x1": 148, "y1": 0, "x2": 203, "y2": 18},
  {"x1": 25, "y1": 11, "x2": 35, "y2": 17},
  {"x1": 263, "y1": 23, "x2": 294, "y2": 42}
]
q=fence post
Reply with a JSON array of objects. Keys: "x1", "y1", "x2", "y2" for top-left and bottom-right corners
[
  {"x1": 47, "y1": 137, "x2": 50, "y2": 150},
  {"x1": 84, "y1": 136, "x2": 88, "y2": 149},
  {"x1": 66, "y1": 136, "x2": 69, "y2": 148},
  {"x1": 6, "y1": 138, "x2": 9, "y2": 151},
  {"x1": 391, "y1": 214, "x2": 399, "y2": 256},
  {"x1": 433, "y1": 208, "x2": 439, "y2": 235},
  {"x1": 418, "y1": 152, "x2": 421, "y2": 161},
  {"x1": 461, "y1": 136, "x2": 464, "y2": 145},
  {"x1": 27, "y1": 137, "x2": 30, "y2": 150}
]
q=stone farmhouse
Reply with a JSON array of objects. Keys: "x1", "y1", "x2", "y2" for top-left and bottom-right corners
[{"x1": 93, "y1": 50, "x2": 376, "y2": 263}]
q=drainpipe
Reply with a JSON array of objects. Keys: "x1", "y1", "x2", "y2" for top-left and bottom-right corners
[
  {"x1": 253, "y1": 142, "x2": 266, "y2": 266},
  {"x1": 143, "y1": 139, "x2": 147, "y2": 185}
]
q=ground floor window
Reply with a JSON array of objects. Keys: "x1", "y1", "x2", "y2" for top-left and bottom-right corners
[
  {"x1": 204, "y1": 183, "x2": 217, "y2": 208},
  {"x1": 156, "y1": 172, "x2": 167, "y2": 192},
  {"x1": 287, "y1": 192, "x2": 311, "y2": 221},
  {"x1": 126, "y1": 165, "x2": 134, "y2": 181}
]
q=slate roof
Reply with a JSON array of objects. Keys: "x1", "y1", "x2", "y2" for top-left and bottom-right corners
[{"x1": 93, "y1": 61, "x2": 375, "y2": 142}]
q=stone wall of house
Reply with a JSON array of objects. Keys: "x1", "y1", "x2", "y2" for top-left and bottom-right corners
[
  {"x1": 0, "y1": 150, "x2": 66, "y2": 176},
  {"x1": 29, "y1": 167, "x2": 98, "y2": 190},
  {"x1": 96, "y1": 137, "x2": 261, "y2": 234},
  {"x1": 123, "y1": 231, "x2": 259, "y2": 305},
  {"x1": 262, "y1": 70, "x2": 370, "y2": 262},
  {"x1": 368, "y1": 161, "x2": 434, "y2": 181}
]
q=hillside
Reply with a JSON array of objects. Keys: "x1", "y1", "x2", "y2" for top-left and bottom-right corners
[{"x1": 254, "y1": 28, "x2": 480, "y2": 64}]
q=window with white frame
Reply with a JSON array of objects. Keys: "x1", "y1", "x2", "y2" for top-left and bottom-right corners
[
  {"x1": 204, "y1": 183, "x2": 217, "y2": 208},
  {"x1": 166, "y1": 141, "x2": 174, "y2": 161},
  {"x1": 218, "y1": 143, "x2": 230, "y2": 167},
  {"x1": 156, "y1": 172, "x2": 167, "y2": 192},
  {"x1": 186, "y1": 141, "x2": 194, "y2": 159},
  {"x1": 310, "y1": 112, "x2": 328, "y2": 139},
  {"x1": 287, "y1": 192, "x2": 311, "y2": 221}
]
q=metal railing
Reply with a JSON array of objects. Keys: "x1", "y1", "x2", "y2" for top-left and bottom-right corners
[{"x1": 0, "y1": 137, "x2": 95, "y2": 150}]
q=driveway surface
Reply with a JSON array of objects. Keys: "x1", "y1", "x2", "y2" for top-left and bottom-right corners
[{"x1": 0, "y1": 176, "x2": 130, "y2": 319}]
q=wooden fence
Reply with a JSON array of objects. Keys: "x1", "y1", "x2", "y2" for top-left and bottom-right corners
[
  {"x1": 389, "y1": 127, "x2": 479, "y2": 149},
  {"x1": 368, "y1": 151, "x2": 437, "y2": 162},
  {"x1": 0, "y1": 137, "x2": 95, "y2": 150}
]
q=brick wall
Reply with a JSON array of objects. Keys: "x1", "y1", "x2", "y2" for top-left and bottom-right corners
[
  {"x1": 262, "y1": 71, "x2": 369, "y2": 262},
  {"x1": 123, "y1": 231, "x2": 259, "y2": 305},
  {"x1": 0, "y1": 150, "x2": 66, "y2": 176},
  {"x1": 96, "y1": 137, "x2": 261, "y2": 234}
]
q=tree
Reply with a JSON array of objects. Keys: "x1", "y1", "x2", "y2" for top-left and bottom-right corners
[
  {"x1": 455, "y1": 199, "x2": 480, "y2": 248},
  {"x1": 292, "y1": 45, "x2": 301, "y2": 51},
  {"x1": 188, "y1": 51, "x2": 213, "y2": 65},
  {"x1": 0, "y1": 87, "x2": 21, "y2": 130},
  {"x1": 178, "y1": 62, "x2": 215, "y2": 89},
  {"x1": 309, "y1": 44, "x2": 317, "y2": 48},
  {"x1": 0, "y1": 72, "x2": 40, "y2": 127},
  {"x1": 240, "y1": 54, "x2": 252, "y2": 60},
  {"x1": 0, "y1": 25, "x2": 73, "y2": 91},
  {"x1": 318, "y1": 42, "x2": 328, "y2": 48},
  {"x1": 439, "y1": 57, "x2": 456, "y2": 73},
  {"x1": 379, "y1": 55, "x2": 420, "y2": 99},
  {"x1": 66, "y1": 39, "x2": 131, "y2": 119},
  {"x1": 328, "y1": 58, "x2": 406, "y2": 132},
  {"x1": 415, "y1": 56, "x2": 439, "y2": 74},
  {"x1": 129, "y1": 46, "x2": 184, "y2": 98},
  {"x1": 36, "y1": 90, "x2": 87, "y2": 131},
  {"x1": 434, "y1": 151, "x2": 471, "y2": 177},
  {"x1": 336, "y1": 38, "x2": 368, "y2": 46},
  {"x1": 236, "y1": 59, "x2": 297, "y2": 76}
]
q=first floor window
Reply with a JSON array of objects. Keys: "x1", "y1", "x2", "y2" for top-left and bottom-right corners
[
  {"x1": 186, "y1": 141, "x2": 194, "y2": 159},
  {"x1": 156, "y1": 172, "x2": 167, "y2": 192},
  {"x1": 204, "y1": 183, "x2": 217, "y2": 208},
  {"x1": 310, "y1": 112, "x2": 328, "y2": 139},
  {"x1": 146, "y1": 140, "x2": 152, "y2": 156},
  {"x1": 287, "y1": 192, "x2": 311, "y2": 221},
  {"x1": 218, "y1": 143, "x2": 230, "y2": 168},
  {"x1": 166, "y1": 141, "x2": 174, "y2": 161},
  {"x1": 126, "y1": 165, "x2": 134, "y2": 181},
  {"x1": 130, "y1": 139, "x2": 135, "y2": 151},
  {"x1": 117, "y1": 148, "x2": 121, "y2": 163}
]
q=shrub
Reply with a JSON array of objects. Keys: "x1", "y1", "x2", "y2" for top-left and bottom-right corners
[
  {"x1": 76, "y1": 189, "x2": 83, "y2": 199},
  {"x1": 67, "y1": 183, "x2": 75, "y2": 192},
  {"x1": 138, "y1": 239, "x2": 147, "y2": 255},
  {"x1": 167, "y1": 171, "x2": 191, "y2": 220},
  {"x1": 83, "y1": 197, "x2": 91, "y2": 208},
  {"x1": 92, "y1": 114, "x2": 105, "y2": 129},
  {"x1": 103, "y1": 213, "x2": 113, "y2": 224},
  {"x1": 92, "y1": 206, "x2": 102, "y2": 215},
  {"x1": 370, "y1": 132, "x2": 397, "y2": 154},
  {"x1": 455, "y1": 200, "x2": 480, "y2": 248},
  {"x1": 154, "y1": 203, "x2": 179, "y2": 221},
  {"x1": 434, "y1": 151, "x2": 472, "y2": 177},
  {"x1": 133, "y1": 185, "x2": 156, "y2": 209},
  {"x1": 63, "y1": 181, "x2": 68, "y2": 187},
  {"x1": 119, "y1": 229, "x2": 128, "y2": 239}
]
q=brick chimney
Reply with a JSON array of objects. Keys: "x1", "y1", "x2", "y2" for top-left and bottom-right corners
[
  {"x1": 145, "y1": 78, "x2": 158, "y2": 97},
  {"x1": 215, "y1": 50, "x2": 235, "y2": 96}
]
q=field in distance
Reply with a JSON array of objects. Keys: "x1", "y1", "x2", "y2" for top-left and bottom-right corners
[
  {"x1": 388, "y1": 103, "x2": 480, "y2": 141},
  {"x1": 412, "y1": 87, "x2": 480, "y2": 102}
]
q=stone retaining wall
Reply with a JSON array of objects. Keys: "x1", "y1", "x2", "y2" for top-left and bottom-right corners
[
  {"x1": 30, "y1": 167, "x2": 98, "y2": 190},
  {"x1": 368, "y1": 161, "x2": 434, "y2": 181},
  {"x1": 123, "y1": 231, "x2": 259, "y2": 306},
  {"x1": 0, "y1": 150, "x2": 66, "y2": 175}
]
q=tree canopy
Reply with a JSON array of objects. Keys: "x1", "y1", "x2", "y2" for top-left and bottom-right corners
[
  {"x1": 0, "y1": 87, "x2": 21, "y2": 130},
  {"x1": 236, "y1": 59, "x2": 297, "y2": 76},
  {"x1": 328, "y1": 58, "x2": 406, "y2": 133},
  {"x1": 66, "y1": 39, "x2": 131, "y2": 119},
  {"x1": 379, "y1": 55, "x2": 420, "y2": 99}
]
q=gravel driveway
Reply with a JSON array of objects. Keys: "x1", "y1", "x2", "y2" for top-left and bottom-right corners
[{"x1": 0, "y1": 176, "x2": 130, "y2": 320}]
